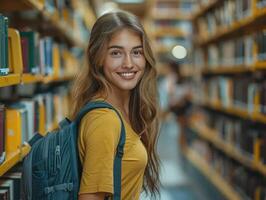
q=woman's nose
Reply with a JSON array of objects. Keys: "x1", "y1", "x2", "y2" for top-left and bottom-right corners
[{"x1": 122, "y1": 54, "x2": 134, "y2": 69}]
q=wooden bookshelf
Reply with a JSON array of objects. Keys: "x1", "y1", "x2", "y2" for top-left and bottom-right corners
[
  {"x1": 0, "y1": 0, "x2": 86, "y2": 49},
  {"x1": 184, "y1": 148, "x2": 242, "y2": 200},
  {"x1": 190, "y1": 121, "x2": 266, "y2": 176},
  {"x1": 197, "y1": 10, "x2": 266, "y2": 46},
  {"x1": 0, "y1": 144, "x2": 30, "y2": 177},
  {"x1": 0, "y1": 74, "x2": 21, "y2": 87}
]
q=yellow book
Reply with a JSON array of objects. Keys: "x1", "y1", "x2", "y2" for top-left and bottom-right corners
[
  {"x1": 5, "y1": 109, "x2": 22, "y2": 154},
  {"x1": 52, "y1": 44, "x2": 60, "y2": 78},
  {"x1": 8, "y1": 28, "x2": 23, "y2": 74},
  {"x1": 254, "y1": 138, "x2": 262, "y2": 163}
]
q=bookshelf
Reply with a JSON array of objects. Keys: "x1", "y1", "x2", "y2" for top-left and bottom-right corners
[
  {"x1": 184, "y1": 148, "x2": 242, "y2": 200},
  {"x1": 189, "y1": 120, "x2": 266, "y2": 175},
  {"x1": 185, "y1": 0, "x2": 266, "y2": 199},
  {"x1": 0, "y1": 1, "x2": 94, "y2": 196},
  {"x1": 0, "y1": 0, "x2": 92, "y2": 49}
]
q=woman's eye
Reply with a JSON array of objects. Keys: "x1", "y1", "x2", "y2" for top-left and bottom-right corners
[
  {"x1": 132, "y1": 50, "x2": 143, "y2": 56},
  {"x1": 110, "y1": 51, "x2": 122, "y2": 56}
]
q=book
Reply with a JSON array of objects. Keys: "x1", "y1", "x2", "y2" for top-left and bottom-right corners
[
  {"x1": 0, "y1": 104, "x2": 5, "y2": 164},
  {"x1": 0, "y1": 14, "x2": 9, "y2": 76},
  {"x1": 20, "y1": 36, "x2": 30, "y2": 73},
  {"x1": 0, "y1": 188, "x2": 9, "y2": 200},
  {"x1": 20, "y1": 31, "x2": 39, "y2": 74},
  {"x1": 1, "y1": 172, "x2": 22, "y2": 200},
  {"x1": 0, "y1": 179, "x2": 14, "y2": 200},
  {"x1": 20, "y1": 100, "x2": 35, "y2": 141},
  {"x1": 5, "y1": 108, "x2": 22, "y2": 154}
]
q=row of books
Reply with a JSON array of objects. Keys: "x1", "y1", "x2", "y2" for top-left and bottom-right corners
[
  {"x1": 191, "y1": 139, "x2": 266, "y2": 199},
  {"x1": 202, "y1": 111, "x2": 266, "y2": 164},
  {"x1": 197, "y1": 77, "x2": 266, "y2": 114},
  {"x1": 0, "y1": 17, "x2": 80, "y2": 78},
  {"x1": 207, "y1": 34, "x2": 253, "y2": 67},
  {"x1": 0, "y1": 14, "x2": 8, "y2": 76},
  {"x1": 20, "y1": 31, "x2": 79, "y2": 76},
  {"x1": 196, "y1": 0, "x2": 265, "y2": 39},
  {"x1": 0, "y1": 87, "x2": 70, "y2": 165}
]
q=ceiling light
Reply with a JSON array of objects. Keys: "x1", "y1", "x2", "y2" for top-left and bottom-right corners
[{"x1": 172, "y1": 45, "x2": 187, "y2": 59}]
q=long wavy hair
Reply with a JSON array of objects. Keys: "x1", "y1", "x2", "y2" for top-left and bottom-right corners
[{"x1": 70, "y1": 11, "x2": 160, "y2": 198}]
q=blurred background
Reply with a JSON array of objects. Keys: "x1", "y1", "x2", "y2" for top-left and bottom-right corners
[{"x1": 0, "y1": 0, "x2": 266, "y2": 199}]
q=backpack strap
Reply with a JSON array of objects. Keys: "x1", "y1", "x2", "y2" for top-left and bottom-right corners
[{"x1": 75, "y1": 101, "x2": 126, "y2": 200}]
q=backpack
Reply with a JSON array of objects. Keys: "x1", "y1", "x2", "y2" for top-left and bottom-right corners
[{"x1": 21, "y1": 101, "x2": 126, "y2": 200}]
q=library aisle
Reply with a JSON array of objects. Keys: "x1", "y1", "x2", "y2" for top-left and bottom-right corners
[
  {"x1": 154, "y1": 114, "x2": 210, "y2": 200},
  {"x1": 1, "y1": 0, "x2": 266, "y2": 199}
]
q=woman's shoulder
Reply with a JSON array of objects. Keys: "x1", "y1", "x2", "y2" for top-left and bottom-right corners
[{"x1": 81, "y1": 107, "x2": 120, "y2": 126}]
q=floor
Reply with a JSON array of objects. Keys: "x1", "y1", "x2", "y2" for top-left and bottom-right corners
[{"x1": 140, "y1": 113, "x2": 210, "y2": 200}]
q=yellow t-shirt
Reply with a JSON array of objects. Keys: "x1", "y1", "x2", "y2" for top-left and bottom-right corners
[{"x1": 78, "y1": 107, "x2": 148, "y2": 200}]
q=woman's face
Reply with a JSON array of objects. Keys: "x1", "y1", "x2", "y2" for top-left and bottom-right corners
[{"x1": 102, "y1": 28, "x2": 146, "y2": 94}]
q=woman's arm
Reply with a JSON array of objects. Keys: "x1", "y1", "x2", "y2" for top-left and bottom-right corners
[{"x1": 79, "y1": 192, "x2": 107, "y2": 200}]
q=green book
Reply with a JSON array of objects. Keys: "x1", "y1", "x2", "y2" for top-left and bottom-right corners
[
  {"x1": 20, "y1": 31, "x2": 39, "y2": 74},
  {"x1": 0, "y1": 14, "x2": 9, "y2": 76}
]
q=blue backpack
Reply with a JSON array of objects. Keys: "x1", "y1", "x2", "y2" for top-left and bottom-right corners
[{"x1": 21, "y1": 101, "x2": 126, "y2": 200}]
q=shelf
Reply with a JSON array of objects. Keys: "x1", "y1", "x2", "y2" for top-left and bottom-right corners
[
  {"x1": 197, "y1": 9, "x2": 266, "y2": 46},
  {"x1": 0, "y1": 144, "x2": 31, "y2": 176},
  {"x1": 197, "y1": 100, "x2": 266, "y2": 124},
  {"x1": 190, "y1": 121, "x2": 266, "y2": 176},
  {"x1": 21, "y1": 74, "x2": 43, "y2": 84},
  {"x1": 153, "y1": 28, "x2": 189, "y2": 38},
  {"x1": 201, "y1": 66, "x2": 254, "y2": 75},
  {"x1": 0, "y1": 74, "x2": 21, "y2": 87},
  {"x1": 184, "y1": 148, "x2": 242, "y2": 200},
  {"x1": 152, "y1": 13, "x2": 191, "y2": 21},
  {"x1": 42, "y1": 75, "x2": 74, "y2": 84}
]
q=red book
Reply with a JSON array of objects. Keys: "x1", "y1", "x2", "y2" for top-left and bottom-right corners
[{"x1": 21, "y1": 37, "x2": 30, "y2": 73}]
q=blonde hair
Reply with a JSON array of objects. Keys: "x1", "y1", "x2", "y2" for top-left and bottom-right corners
[{"x1": 70, "y1": 11, "x2": 160, "y2": 197}]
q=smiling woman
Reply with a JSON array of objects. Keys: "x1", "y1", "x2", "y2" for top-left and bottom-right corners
[
  {"x1": 70, "y1": 11, "x2": 160, "y2": 200},
  {"x1": 103, "y1": 29, "x2": 146, "y2": 93}
]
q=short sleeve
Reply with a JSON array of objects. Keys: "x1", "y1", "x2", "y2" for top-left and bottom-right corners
[{"x1": 78, "y1": 109, "x2": 121, "y2": 194}]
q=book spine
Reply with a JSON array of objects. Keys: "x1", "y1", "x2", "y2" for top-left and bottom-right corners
[{"x1": 0, "y1": 104, "x2": 5, "y2": 164}]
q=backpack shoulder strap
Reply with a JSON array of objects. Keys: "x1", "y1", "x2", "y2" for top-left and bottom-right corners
[{"x1": 75, "y1": 100, "x2": 125, "y2": 200}]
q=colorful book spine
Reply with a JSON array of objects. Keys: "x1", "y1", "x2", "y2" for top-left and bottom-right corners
[{"x1": 0, "y1": 104, "x2": 5, "y2": 164}]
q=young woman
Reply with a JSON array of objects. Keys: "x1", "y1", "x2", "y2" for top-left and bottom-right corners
[{"x1": 70, "y1": 11, "x2": 160, "y2": 200}]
